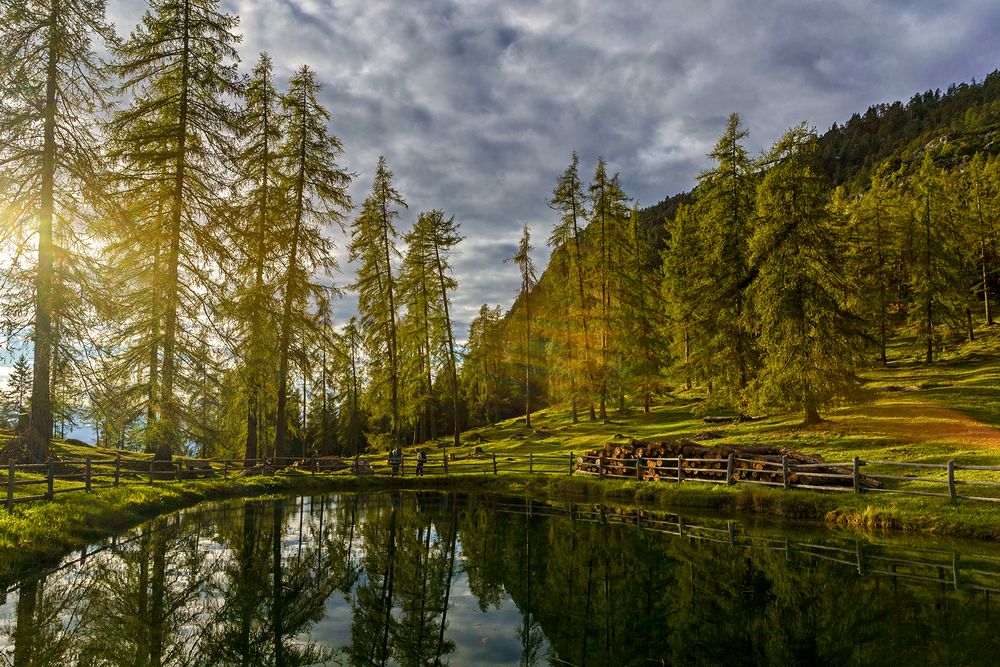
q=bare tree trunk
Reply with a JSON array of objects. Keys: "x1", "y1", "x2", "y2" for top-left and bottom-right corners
[
  {"x1": 274, "y1": 97, "x2": 307, "y2": 459},
  {"x1": 159, "y1": 0, "x2": 191, "y2": 441},
  {"x1": 27, "y1": 0, "x2": 61, "y2": 462},
  {"x1": 432, "y1": 241, "x2": 461, "y2": 454},
  {"x1": 924, "y1": 195, "x2": 934, "y2": 365}
]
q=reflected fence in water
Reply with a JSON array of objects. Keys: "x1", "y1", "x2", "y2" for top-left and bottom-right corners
[
  {"x1": 441, "y1": 495, "x2": 1000, "y2": 598},
  {"x1": 8, "y1": 492, "x2": 1000, "y2": 606}
]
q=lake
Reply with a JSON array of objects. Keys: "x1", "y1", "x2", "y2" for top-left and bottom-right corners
[{"x1": 2, "y1": 491, "x2": 999, "y2": 666}]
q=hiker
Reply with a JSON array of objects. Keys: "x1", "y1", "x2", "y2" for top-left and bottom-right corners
[
  {"x1": 389, "y1": 447, "x2": 401, "y2": 476},
  {"x1": 416, "y1": 449, "x2": 428, "y2": 476}
]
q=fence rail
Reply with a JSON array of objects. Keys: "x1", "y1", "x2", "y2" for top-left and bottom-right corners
[{"x1": 6, "y1": 447, "x2": 1000, "y2": 511}]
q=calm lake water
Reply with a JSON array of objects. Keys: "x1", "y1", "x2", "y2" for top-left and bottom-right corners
[{"x1": 2, "y1": 492, "x2": 1000, "y2": 666}]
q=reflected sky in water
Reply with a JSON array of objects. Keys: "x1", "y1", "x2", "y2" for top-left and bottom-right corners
[{"x1": 2, "y1": 492, "x2": 1000, "y2": 666}]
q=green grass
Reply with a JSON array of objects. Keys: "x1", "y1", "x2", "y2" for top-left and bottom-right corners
[
  {"x1": 7, "y1": 328, "x2": 1000, "y2": 578},
  {"x1": 391, "y1": 326, "x2": 1000, "y2": 535}
]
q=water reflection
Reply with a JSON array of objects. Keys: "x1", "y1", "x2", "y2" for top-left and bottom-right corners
[{"x1": 2, "y1": 493, "x2": 1000, "y2": 666}]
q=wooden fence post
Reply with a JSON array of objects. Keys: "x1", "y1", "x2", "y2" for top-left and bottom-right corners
[
  {"x1": 46, "y1": 459, "x2": 54, "y2": 500},
  {"x1": 149, "y1": 460, "x2": 155, "y2": 484},
  {"x1": 493, "y1": 453, "x2": 498, "y2": 475},
  {"x1": 529, "y1": 452, "x2": 534, "y2": 474},
  {"x1": 782, "y1": 455, "x2": 790, "y2": 490},
  {"x1": 6, "y1": 460, "x2": 14, "y2": 510},
  {"x1": 598, "y1": 456, "x2": 604, "y2": 478},
  {"x1": 85, "y1": 457, "x2": 92, "y2": 492},
  {"x1": 176, "y1": 460, "x2": 182, "y2": 482},
  {"x1": 114, "y1": 454, "x2": 121, "y2": 487},
  {"x1": 312, "y1": 457, "x2": 318, "y2": 476},
  {"x1": 852, "y1": 456, "x2": 861, "y2": 493},
  {"x1": 948, "y1": 460, "x2": 956, "y2": 501},
  {"x1": 223, "y1": 459, "x2": 229, "y2": 479},
  {"x1": 568, "y1": 451, "x2": 574, "y2": 476},
  {"x1": 677, "y1": 455, "x2": 684, "y2": 483},
  {"x1": 635, "y1": 457, "x2": 642, "y2": 480},
  {"x1": 726, "y1": 453, "x2": 734, "y2": 486},
  {"x1": 443, "y1": 453, "x2": 449, "y2": 475}
]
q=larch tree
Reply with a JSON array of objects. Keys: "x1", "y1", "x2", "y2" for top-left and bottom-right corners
[
  {"x1": 689, "y1": 113, "x2": 758, "y2": 411},
  {"x1": 965, "y1": 154, "x2": 998, "y2": 326},
  {"x1": 0, "y1": 0, "x2": 115, "y2": 460},
  {"x1": 109, "y1": 0, "x2": 242, "y2": 450},
  {"x1": 425, "y1": 210, "x2": 464, "y2": 452},
  {"x1": 749, "y1": 124, "x2": 866, "y2": 424},
  {"x1": 661, "y1": 204, "x2": 700, "y2": 392},
  {"x1": 349, "y1": 157, "x2": 406, "y2": 449},
  {"x1": 233, "y1": 52, "x2": 285, "y2": 463},
  {"x1": 617, "y1": 204, "x2": 664, "y2": 412},
  {"x1": 843, "y1": 161, "x2": 904, "y2": 366},
  {"x1": 506, "y1": 225, "x2": 537, "y2": 428},
  {"x1": 906, "y1": 153, "x2": 965, "y2": 363},
  {"x1": 272, "y1": 65, "x2": 353, "y2": 460},
  {"x1": 338, "y1": 317, "x2": 365, "y2": 456},
  {"x1": 586, "y1": 158, "x2": 629, "y2": 421},
  {"x1": 399, "y1": 218, "x2": 439, "y2": 444},
  {"x1": 548, "y1": 152, "x2": 593, "y2": 421},
  {"x1": 461, "y1": 305, "x2": 504, "y2": 427}
]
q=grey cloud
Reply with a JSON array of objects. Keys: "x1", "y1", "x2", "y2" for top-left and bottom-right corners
[{"x1": 105, "y1": 0, "x2": 1000, "y2": 340}]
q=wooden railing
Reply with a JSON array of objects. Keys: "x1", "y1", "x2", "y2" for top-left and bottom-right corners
[
  {"x1": 575, "y1": 452, "x2": 1000, "y2": 501},
  {"x1": 5, "y1": 448, "x2": 1000, "y2": 511}
]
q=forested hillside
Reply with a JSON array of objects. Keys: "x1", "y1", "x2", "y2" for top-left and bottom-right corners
[
  {"x1": 0, "y1": 0, "x2": 997, "y2": 462},
  {"x1": 466, "y1": 72, "x2": 1000, "y2": 428}
]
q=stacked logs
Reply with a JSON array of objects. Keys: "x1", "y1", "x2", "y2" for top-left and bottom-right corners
[{"x1": 576, "y1": 438, "x2": 877, "y2": 489}]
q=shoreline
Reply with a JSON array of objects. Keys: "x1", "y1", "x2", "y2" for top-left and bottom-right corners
[{"x1": 3, "y1": 471, "x2": 999, "y2": 587}]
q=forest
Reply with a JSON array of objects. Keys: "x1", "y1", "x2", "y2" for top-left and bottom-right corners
[{"x1": 2, "y1": 0, "x2": 1000, "y2": 463}]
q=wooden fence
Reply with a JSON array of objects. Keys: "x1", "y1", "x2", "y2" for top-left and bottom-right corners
[
  {"x1": 6, "y1": 448, "x2": 1000, "y2": 511},
  {"x1": 575, "y1": 453, "x2": 1000, "y2": 502}
]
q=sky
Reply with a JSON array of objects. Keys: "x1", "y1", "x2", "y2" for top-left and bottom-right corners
[
  {"x1": 3, "y1": 0, "x2": 999, "y2": 399},
  {"x1": 96, "y1": 0, "x2": 1000, "y2": 340}
]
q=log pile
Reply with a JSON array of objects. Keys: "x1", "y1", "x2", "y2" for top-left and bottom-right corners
[{"x1": 576, "y1": 438, "x2": 878, "y2": 489}]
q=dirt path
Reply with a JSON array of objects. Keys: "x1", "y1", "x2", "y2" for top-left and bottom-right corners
[{"x1": 836, "y1": 400, "x2": 1000, "y2": 448}]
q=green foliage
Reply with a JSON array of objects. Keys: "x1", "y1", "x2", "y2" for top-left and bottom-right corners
[
  {"x1": 749, "y1": 124, "x2": 868, "y2": 422},
  {"x1": 350, "y1": 157, "x2": 407, "y2": 448},
  {"x1": 271, "y1": 65, "x2": 352, "y2": 459}
]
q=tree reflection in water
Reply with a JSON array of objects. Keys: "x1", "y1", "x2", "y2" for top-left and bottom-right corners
[{"x1": 2, "y1": 492, "x2": 1000, "y2": 666}]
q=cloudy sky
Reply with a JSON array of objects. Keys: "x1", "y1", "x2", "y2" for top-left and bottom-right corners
[{"x1": 102, "y1": 0, "x2": 999, "y2": 339}]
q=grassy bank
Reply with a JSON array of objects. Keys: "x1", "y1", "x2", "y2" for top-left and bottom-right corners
[
  {"x1": 5, "y1": 465, "x2": 1000, "y2": 590},
  {"x1": 8, "y1": 333, "x2": 1000, "y2": 584},
  {"x1": 0, "y1": 472, "x2": 367, "y2": 585}
]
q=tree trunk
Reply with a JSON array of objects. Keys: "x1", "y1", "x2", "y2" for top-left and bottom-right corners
[
  {"x1": 27, "y1": 0, "x2": 61, "y2": 462},
  {"x1": 978, "y1": 186, "x2": 993, "y2": 325},
  {"x1": 432, "y1": 240, "x2": 461, "y2": 454},
  {"x1": 379, "y1": 187, "x2": 401, "y2": 448},
  {"x1": 159, "y1": 0, "x2": 191, "y2": 441},
  {"x1": 274, "y1": 102, "x2": 307, "y2": 460},
  {"x1": 524, "y1": 294, "x2": 531, "y2": 429}
]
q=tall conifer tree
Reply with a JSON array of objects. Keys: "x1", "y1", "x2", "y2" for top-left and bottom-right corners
[
  {"x1": 0, "y1": 0, "x2": 115, "y2": 460},
  {"x1": 507, "y1": 225, "x2": 537, "y2": 428},
  {"x1": 350, "y1": 157, "x2": 406, "y2": 449},
  {"x1": 109, "y1": 0, "x2": 242, "y2": 449},
  {"x1": 749, "y1": 125, "x2": 865, "y2": 423},
  {"x1": 232, "y1": 53, "x2": 285, "y2": 462},
  {"x1": 272, "y1": 66, "x2": 352, "y2": 459},
  {"x1": 549, "y1": 152, "x2": 593, "y2": 420}
]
